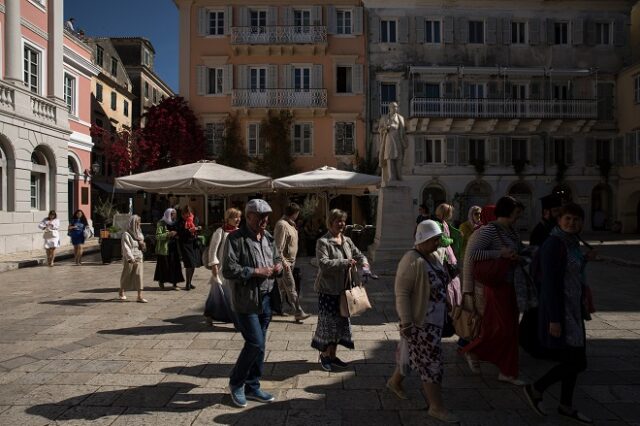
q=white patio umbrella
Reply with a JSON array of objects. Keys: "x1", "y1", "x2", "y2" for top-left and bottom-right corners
[{"x1": 273, "y1": 166, "x2": 380, "y2": 195}]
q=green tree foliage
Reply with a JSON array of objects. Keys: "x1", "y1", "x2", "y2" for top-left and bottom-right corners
[
  {"x1": 254, "y1": 110, "x2": 298, "y2": 178},
  {"x1": 217, "y1": 114, "x2": 249, "y2": 170}
]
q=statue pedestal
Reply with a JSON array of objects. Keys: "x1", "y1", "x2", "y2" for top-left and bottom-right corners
[{"x1": 369, "y1": 184, "x2": 414, "y2": 263}]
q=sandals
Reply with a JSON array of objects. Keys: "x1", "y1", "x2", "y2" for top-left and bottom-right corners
[
  {"x1": 136, "y1": 298, "x2": 148, "y2": 303},
  {"x1": 558, "y1": 406, "x2": 593, "y2": 424},
  {"x1": 118, "y1": 294, "x2": 127, "y2": 301},
  {"x1": 523, "y1": 384, "x2": 546, "y2": 416},
  {"x1": 386, "y1": 379, "x2": 408, "y2": 400}
]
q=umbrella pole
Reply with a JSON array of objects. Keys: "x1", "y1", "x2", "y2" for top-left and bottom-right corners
[{"x1": 204, "y1": 194, "x2": 209, "y2": 226}]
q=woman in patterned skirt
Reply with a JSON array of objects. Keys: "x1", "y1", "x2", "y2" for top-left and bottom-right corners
[
  {"x1": 311, "y1": 209, "x2": 370, "y2": 372},
  {"x1": 387, "y1": 220, "x2": 459, "y2": 424}
]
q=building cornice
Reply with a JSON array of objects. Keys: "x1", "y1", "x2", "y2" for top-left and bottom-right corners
[
  {"x1": 69, "y1": 131, "x2": 94, "y2": 152},
  {"x1": 64, "y1": 46, "x2": 100, "y2": 77}
]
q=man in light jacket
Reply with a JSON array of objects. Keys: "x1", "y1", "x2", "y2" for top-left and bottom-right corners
[{"x1": 222, "y1": 199, "x2": 283, "y2": 408}]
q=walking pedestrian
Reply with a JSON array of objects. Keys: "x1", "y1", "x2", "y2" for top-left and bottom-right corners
[
  {"x1": 387, "y1": 220, "x2": 459, "y2": 424},
  {"x1": 119, "y1": 215, "x2": 147, "y2": 303},
  {"x1": 524, "y1": 203, "x2": 595, "y2": 424},
  {"x1": 222, "y1": 199, "x2": 283, "y2": 408},
  {"x1": 311, "y1": 209, "x2": 370, "y2": 372},
  {"x1": 68, "y1": 210, "x2": 88, "y2": 265},
  {"x1": 459, "y1": 206, "x2": 482, "y2": 265},
  {"x1": 274, "y1": 202, "x2": 310, "y2": 322},
  {"x1": 529, "y1": 194, "x2": 562, "y2": 247},
  {"x1": 38, "y1": 210, "x2": 60, "y2": 267},
  {"x1": 177, "y1": 206, "x2": 202, "y2": 290},
  {"x1": 154, "y1": 208, "x2": 184, "y2": 290}
]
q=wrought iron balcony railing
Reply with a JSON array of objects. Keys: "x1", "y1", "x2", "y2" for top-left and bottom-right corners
[
  {"x1": 232, "y1": 88, "x2": 327, "y2": 108},
  {"x1": 231, "y1": 25, "x2": 327, "y2": 45}
]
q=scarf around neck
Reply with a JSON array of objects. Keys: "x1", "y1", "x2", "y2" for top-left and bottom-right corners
[{"x1": 183, "y1": 213, "x2": 196, "y2": 235}]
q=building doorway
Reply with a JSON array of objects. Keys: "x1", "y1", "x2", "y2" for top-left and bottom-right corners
[
  {"x1": 591, "y1": 183, "x2": 613, "y2": 231},
  {"x1": 422, "y1": 184, "x2": 446, "y2": 218},
  {"x1": 461, "y1": 180, "x2": 492, "y2": 223}
]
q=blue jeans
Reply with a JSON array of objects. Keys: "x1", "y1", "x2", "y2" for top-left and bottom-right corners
[{"x1": 229, "y1": 292, "x2": 272, "y2": 392}]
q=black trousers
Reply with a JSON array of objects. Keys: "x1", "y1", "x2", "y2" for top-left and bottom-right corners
[{"x1": 533, "y1": 345, "x2": 587, "y2": 407}]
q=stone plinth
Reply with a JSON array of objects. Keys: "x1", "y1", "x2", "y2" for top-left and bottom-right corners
[{"x1": 369, "y1": 184, "x2": 414, "y2": 263}]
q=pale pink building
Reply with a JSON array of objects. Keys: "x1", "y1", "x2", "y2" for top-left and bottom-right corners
[{"x1": 0, "y1": 0, "x2": 97, "y2": 255}]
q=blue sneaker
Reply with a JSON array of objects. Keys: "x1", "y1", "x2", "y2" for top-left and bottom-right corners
[
  {"x1": 229, "y1": 385, "x2": 247, "y2": 408},
  {"x1": 245, "y1": 388, "x2": 275, "y2": 403}
]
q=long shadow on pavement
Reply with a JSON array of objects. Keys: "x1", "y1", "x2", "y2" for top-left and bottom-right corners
[{"x1": 97, "y1": 315, "x2": 236, "y2": 336}]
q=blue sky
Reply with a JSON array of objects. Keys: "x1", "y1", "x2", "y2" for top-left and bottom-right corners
[{"x1": 64, "y1": 0, "x2": 179, "y2": 92}]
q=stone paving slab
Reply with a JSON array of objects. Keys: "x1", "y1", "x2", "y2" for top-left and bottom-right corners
[{"x1": 0, "y1": 251, "x2": 639, "y2": 425}]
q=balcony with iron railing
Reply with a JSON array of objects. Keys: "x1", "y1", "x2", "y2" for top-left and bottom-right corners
[
  {"x1": 406, "y1": 98, "x2": 598, "y2": 119},
  {"x1": 232, "y1": 88, "x2": 327, "y2": 109},
  {"x1": 231, "y1": 25, "x2": 327, "y2": 45}
]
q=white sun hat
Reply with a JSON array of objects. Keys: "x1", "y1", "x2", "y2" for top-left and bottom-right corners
[{"x1": 414, "y1": 220, "x2": 443, "y2": 246}]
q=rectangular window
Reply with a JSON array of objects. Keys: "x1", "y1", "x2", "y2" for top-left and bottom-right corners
[
  {"x1": 336, "y1": 9, "x2": 352, "y2": 35},
  {"x1": 425, "y1": 20, "x2": 441, "y2": 43},
  {"x1": 511, "y1": 138, "x2": 529, "y2": 162},
  {"x1": 144, "y1": 82, "x2": 150, "y2": 99},
  {"x1": 247, "y1": 123, "x2": 263, "y2": 156},
  {"x1": 596, "y1": 139, "x2": 611, "y2": 164},
  {"x1": 554, "y1": 22, "x2": 569, "y2": 45},
  {"x1": 512, "y1": 21, "x2": 527, "y2": 44},
  {"x1": 335, "y1": 122, "x2": 355, "y2": 155},
  {"x1": 123, "y1": 100, "x2": 129, "y2": 117},
  {"x1": 63, "y1": 73, "x2": 76, "y2": 115},
  {"x1": 110, "y1": 57, "x2": 118, "y2": 77},
  {"x1": 469, "y1": 138, "x2": 486, "y2": 163},
  {"x1": 552, "y1": 138, "x2": 572, "y2": 164},
  {"x1": 23, "y1": 45, "x2": 40, "y2": 94},
  {"x1": 30, "y1": 174, "x2": 40, "y2": 210},
  {"x1": 511, "y1": 83, "x2": 527, "y2": 99},
  {"x1": 380, "y1": 82, "x2": 397, "y2": 115},
  {"x1": 415, "y1": 138, "x2": 444, "y2": 165},
  {"x1": 142, "y1": 49, "x2": 151, "y2": 66},
  {"x1": 110, "y1": 91, "x2": 117, "y2": 111},
  {"x1": 152, "y1": 88, "x2": 158, "y2": 103},
  {"x1": 380, "y1": 20, "x2": 397, "y2": 43},
  {"x1": 468, "y1": 20, "x2": 485, "y2": 44},
  {"x1": 336, "y1": 66, "x2": 353, "y2": 93},
  {"x1": 96, "y1": 83, "x2": 103, "y2": 102},
  {"x1": 635, "y1": 76, "x2": 640, "y2": 104},
  {"x1": 294, "y1": 67, "x2": 310, "y2": 91},
  {"x1": 292, "y1": 123, "x2": 312, "y2": 155},
  {"x1": 553, "y1": 84, "x2": 570, "y2": 100},
  {"x1": 250, "y1": 10, "x2": 267, "y2": 33},
  {"x1": 205, "y1": 123, "x2": 225, "y2": 156},
  {"x1": 465, "y1": 83, "x2": 485, "y2": 98},
  {"x1": 414, "y1": 81, "x2": 440, "y2": 98},
  {"x1": 595, "y1": 22, "x2": 611, "y2": 45},
  {"x1": 207, "y1": 68, "x2": 224, "y2": 94},
  {"x1": 250, "y1": 68, "x2": 267, "y2": 91},
  {"x1": 96, "y1": 46, "x2": 104, "y2": 67},
  {"x1": 208, "y1": 10, "x2": 225, "y2": 35},
  {"x1": 294, "y1": 9, "x2": 311, "y2": 33}
]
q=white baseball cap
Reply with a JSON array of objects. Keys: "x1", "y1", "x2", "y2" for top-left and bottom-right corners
[
  {"x1": 245, "y1": 198, "x2": 272, "y2": 215},
  {"x1": 414, "y1": 220, "x2": 442, "y2": 246}
]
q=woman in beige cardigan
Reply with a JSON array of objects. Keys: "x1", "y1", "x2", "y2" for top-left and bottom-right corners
[
  {"x1": 387, "y1": 220, "x2": 458, "y2": 424},
  {"x1": 119, "y1": 215, "x2": 147, "y2": 303}
]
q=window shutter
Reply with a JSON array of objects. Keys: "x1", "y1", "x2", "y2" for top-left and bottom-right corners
[
  {"x1": 444, "y1": 16, "x2": 454, "y2": 44},
  {"x1": 502, "y1": 18, "x2": 512, "y2": 45},
  {"x1": 371, "y1": 16, "x2": 380, "y2": 42},
  {"x1": 327, "y1": 6, "x2": 336, "y2": 34},
  {"x1": 546, "y1": 19, "x2": 554, "y2": 45},
  {"x1": 312, "y1": 6, "x2": 322, "y2": 25},
  {"x1": 239, "y1": 7, "x2": 248, "y2": 27},
  {"x1": 282, "y1": 64, "x2": 293, "y2": 88},
  {"x1": 223, "y1": 64, "x2": 233, "y2": 94},
  {"x1": 353, "y1": 64, "x2": 363, "y2": 94},
  {"x1": 224, "y1": 6, "x2": 233, "y2": 35},
  {"x1": 416, "y1": 17, "x2": 425, "y2": 43},
  {"x1": 456, "y1": 17, "x2": 468, "y2": 44},
  {"x1": 238, "y1": 65, "x2": 248, "y2": 89},
  {"x1": 586, "y1": 20, "x2": 596, "y2": 45},
  {"x1": 268, "y1": 65, "x2": 278, "y2": 89},
  {"x1": 267, "y1": 6, "x2": 278, "y2": 26},
  {"x1": 547, "y1": 138, "x2": 556, "y2": 165},
  {"x1": 566, "y1": 138, "x2": 574, "y2": 164},
  {"x1": 444, "y1": 136, "x2": 455, "y2": 165},
  {"x1": 198, "y1": 8, "x2": 208, "y2": 36},
  {"x1": 529, "y1": 19, "x2": 540, "y2": 45},
  {"x1": 312, "y1": 64, "x2": 323, "y2": 89},
  {"x1": 371, "y1": 82, "x2": 379, "y2": 118},
  {"x1": 399, "y1": 17, "x2": 410, "y2": 43},
  {"x1": 415, "y1": 136, "x2": 425, "y2": 165},
  {"x1": 530, "y1": 135, "x2": 543, "y2": 166},
  {"x1": 353, "y1": 7, "x2": 364, "y2": 35},
  {"x1": 585, "y1": 137, "x2": 595, "y2": 166},
  {"x1": 486, "y1": 17, "x2": 497, "y2": 45},
  {"x1": 572, "y1": 18, "x2": 584, "y2": 45},
  {"x1": 488, "y1": 137, "x2": 500, "y2": 165},
  {"x1": 283, "y1": 7, "x2": 293, "y2": 26},
  {"x1": 614, "y1": 18, "x2": 627, "y2": 47},
  {"x1": 457, "y1": 136, "x2": 469, "y2": 165},
  {"x1": 502, "y1": 137, "x2": 512, "y2": 165},
  {"x1": 197, "y1": 65, "x2": 206, "y2": 95},
  {"x1": 614, "y1": 136, "x2": 624, "y2": 165}
]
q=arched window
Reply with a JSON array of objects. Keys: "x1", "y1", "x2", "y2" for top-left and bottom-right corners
[
  {"x1": 30, "y1": 148, "x2": 55, "y2": 211},
  {"x1": 0, "y1": 146, "x2": 6, "y2": 211},
  {"x1": 0, "y1": 140, "x2": 15, "y2": 212}
]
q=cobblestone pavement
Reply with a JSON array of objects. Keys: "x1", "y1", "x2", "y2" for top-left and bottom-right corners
[{"x1": 0, "y1": 251, "x2": 639, "y2": 425}]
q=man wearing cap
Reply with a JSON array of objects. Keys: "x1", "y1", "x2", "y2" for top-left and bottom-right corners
[
  {"x1": 530, "y1": 194, "x2": 562, "y2": 247},
  {"x1": 222, "y1": 198, "x2": 283, "y2": 407}
]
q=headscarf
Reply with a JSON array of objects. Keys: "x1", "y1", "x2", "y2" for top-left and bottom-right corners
[
  {"x1": 127, "y1": 215, "x2": 144, "y2": 241},
  {"x1": 162, "y1": 208, "x2": 176, "y2": 225},
  {"x1": 468, "y1": 205, "x2": 483, "y2": 229}
]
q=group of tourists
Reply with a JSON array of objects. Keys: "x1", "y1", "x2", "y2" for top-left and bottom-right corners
[{"x1": 38, "y1": 209, "x2": 91, "y2": 267}]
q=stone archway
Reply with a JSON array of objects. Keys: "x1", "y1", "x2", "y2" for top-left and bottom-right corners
[
  {"x1": 591, "y1": 183, "x2": 613, "y2": 231},
  {"x1": 508, "y1": 181, "x2": 533, "y2": 232},
  {"x1": 461, "y1": 179, "x2": 492, "y2": 221},
  {"x1": 421, "y1": 184, "x2": 447, "y2": 217}
]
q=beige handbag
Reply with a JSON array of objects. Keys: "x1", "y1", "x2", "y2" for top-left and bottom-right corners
[
  {"x1": 451, "y1": 295, "x2": 482, "y2": 340},
  {"x1": 339, "y1": 266, "x2": 372, "y2": 318}
]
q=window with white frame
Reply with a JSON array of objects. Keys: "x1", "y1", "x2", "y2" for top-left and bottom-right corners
[
  {"x1": 30, "y1": 151, "x2": 47, "y2": 211},
  {"x1": 511, "y1": 138, "x2": 529, "y2": 163},
  {"x1": 596, "y1": 139, "x2": 612, "y2": 164},
  {"x1": 0, "y1": 146, "x2": 6, "y2": 211},
  {"x1": 96, "y1": 45, "x2": 104, "y2": 67},
  {"x1": 250, "y1": 10, "x2": 267, "y2": 33},
  {"x1": 380, "y1": 19, "x2": 397, "y2": 43},
  {"x1": 554, "y1": 22, "x2": 569, "y2": 45},
  {"x1": 415, "y1": 137, "x2": 445, "y2": 165},
  {"x1": 465, "y1": 83, "x2": 485, "y2": 98},
  {"x1": 205, "y1": 123, "x2": 225, "y2": 157},
  {"x1": 425, "y1": 20, "x2": 441, "y2": 43},
  {"x1": 294, "y1": 67, "x2": 310, "y2": 91},
  {"x1": 336, "y1": 66, "x2": 352, "y2": 93},
  {"x1": 152, "y1": 88, "x2": 158, "y2": 104},
  {"x1": 123, "y1": 100, "x2": 129, "y2": 117},
  {"x1": 207, "y1": 68, "x2": 224, "y2": 94},
  {"x1": 142, "y1": 48, "x2": 152, "y2": 66},
  {"x1": 380, "y1": 82, "x2": 397, "y2": 115},
  {"x1": 553, "y1": 83, "x2": 570, "y2": 100},
  {"x1": 30, "y1": 174, "x2": 40, "y2": 210},
  {"x1": 294, "y1": 9, "x2": 311, "y2": 33},
  {"x1": 144, "y1": 82, "x2": 150, "y2": 99},
  {"x1": 468, "y1": 20, "x2": 484, "y2": 44},
  {"x1": 110, "y1": 91, "x2": 117, "y2": 111},
  {"x1": 247, "y1": 123, "x2": 264, "y2": 156},
  {"x1": 335, "y1": 122, "x2": 355, "y2": 155},
  {"x1": 63, "y1": 73, "x2": 76, "y2": 115},
  {"x1": 635, "y1": 75, "x2": 640, "y2": 104},
  {"x1": 292, "y1": 123, "x2": 312, "y2": 155},
  {"x1": 595, "y1": 22, "x2": 611, "y2": 45},
  {"x1": 336, "y1": 9, "x2": 352, "y2": 35},
  {"x1": 512, "y1": 21, "x2": 527, "y2": 44},
  {"x1": 208, "y1": 10, "x2": 225, "y2": 36},
  {"x1": 250, "y1": 68, "x2": 267, "y2": 91},
  {"x1": 469, "y1": 138, "x2": 486, "y2": 163},
  {"x1": 511, "y1": 83, "x2": 527, "y2": 99},
  {"x1": 23, "y1": 44, "x2": 41, "y2": 94}
]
